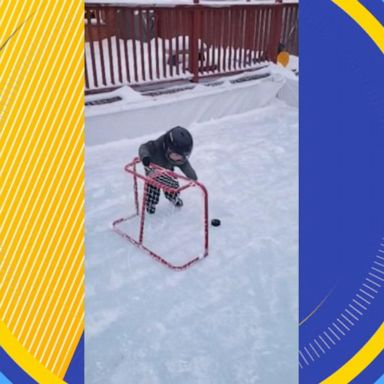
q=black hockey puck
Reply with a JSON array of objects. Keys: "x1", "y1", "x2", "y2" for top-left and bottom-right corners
[{"x1": 211, "y1": 219, "x2": 221, "y2": 227}]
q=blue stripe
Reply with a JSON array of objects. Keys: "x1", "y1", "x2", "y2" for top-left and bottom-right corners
[
  {"x1": 299, "y1": 0, "x2": 384, "y2": 381},
  {"x1": 0, "y1": 373, "x2": 13, "y2": 384},
  {"x1": 64, "y1": 333, "x2": 84, "y2": 384},
  {"x1": 350, "y1": 351, "x2": 384, "y2": 384},
  {"x1": 0, "y1": 348, "x2": 36, "y2": 384},
  {"x1": 375, "y1": 374, "x2": 384, "y2": 384}
]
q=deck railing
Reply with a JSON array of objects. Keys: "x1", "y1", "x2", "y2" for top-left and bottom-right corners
[{"x1": 85, "y1": 2, "x2": 298, "y2": 92}]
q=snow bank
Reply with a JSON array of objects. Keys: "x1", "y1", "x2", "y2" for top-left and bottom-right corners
[
  {"x1": 85, "y1": 71, "x2": 286, "y2": 145},
  {"x1": 277, "y1": 76, "x2": 298, "y2": 108},
  {"x1": 270, "y1": 58, "x2": 298, "y2": 108}
]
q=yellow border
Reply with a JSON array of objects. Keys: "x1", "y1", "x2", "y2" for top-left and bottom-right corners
[
  {"x1": 0, "y1": 0, "x2": 84, "y2": 378},
  {"x1": 321, "y1": 322, "x2": 384, "y2": 383},
  {"x1": 0, "y1": 321, "x2": 66, "y2": 384},
  {"x1": 331, "y1": 0, "x2": 384, "y2": 54}
]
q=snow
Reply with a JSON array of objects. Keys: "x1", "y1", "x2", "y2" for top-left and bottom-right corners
[
  {"x1": 85, "y1": 65, "x2": 273, "y2": 116},
  {"x1": 85, "y1": 93, "x2": 298, "y2": 383},
  {"x1": 271, "y1": 59, "x2": 298, "y2": 107},
  {"x1": 85, "y1": 67, "x2": 290, "y2": 145}
]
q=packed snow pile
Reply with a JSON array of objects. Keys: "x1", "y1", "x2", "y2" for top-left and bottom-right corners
[
  {"x1": 272, "y1": 57, "x2": 298, "y2": 107},
  {"x1": 85, "y1": 93, "x2": 298, "y2": 383}
]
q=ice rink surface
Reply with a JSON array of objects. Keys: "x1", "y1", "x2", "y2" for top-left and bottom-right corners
[{"x1": 85, "y1": 99, "x2": 298, "y2": 384}]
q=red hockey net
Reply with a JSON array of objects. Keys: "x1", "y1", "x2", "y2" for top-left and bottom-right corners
[{"x1": 112, "y1": 157, "x2": 209, "y2": 270}]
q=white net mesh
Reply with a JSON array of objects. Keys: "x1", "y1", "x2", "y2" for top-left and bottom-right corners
[{"x1": 145, "y1": 170, "x2": 181, "y2": 214}]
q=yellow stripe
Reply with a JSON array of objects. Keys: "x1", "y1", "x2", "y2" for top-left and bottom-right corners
[
  {"x1": 331, "y1": 0, "x2": 384, "y2": 54},
  {"x1": 19, "y1": 149, "x2": 85, "y2": 345},
  {"x1": 321, "y1": 322, "x2": 384, "y2": 383},
  {"x1": 1, "y1": 66, "x2": 84, "y2": 323},
  {"x1": 19, "y1": 145, "x2": 85, "y2": 347},
  {"x1": 0, "y1": 321, "x2": 66, "y2": 384},
  {"x1": 56, "y1": 314, "x2": 85, "y2": 377},
  {"x1": 0, "y1": 2, "x2": 34, "y2": 120},
  {"x1": 13, "y1": 127, "x2": 84, "y2": 340},
  {"x1": 0, "y1": 0, "x2": 84, "y2": 379}
]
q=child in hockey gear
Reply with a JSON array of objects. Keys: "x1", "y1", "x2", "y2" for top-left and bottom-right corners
[{"x1": 139, "y1": 126, "x2": 197, "y2": 214}]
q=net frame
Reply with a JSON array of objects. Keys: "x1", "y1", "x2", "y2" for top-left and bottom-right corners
[{"x1": 112, "y1": 157, "x2": 209, "y2": 270}]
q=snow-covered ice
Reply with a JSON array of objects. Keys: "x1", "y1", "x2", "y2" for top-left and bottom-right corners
[{"x1": 85, "y1": 97, "x2": 298, "y2": 383}]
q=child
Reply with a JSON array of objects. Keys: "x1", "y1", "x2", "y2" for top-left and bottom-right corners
[{"x1": 139, "y1": 126, "x2": 197, "y2": 214}]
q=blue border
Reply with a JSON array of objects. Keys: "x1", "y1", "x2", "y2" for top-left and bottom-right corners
[
  {"x1": 300, "y1": 0, "x2": 384, "y2": 382},
  {"x1": 0, "y1": 334, "x2": 84, "y2": 384},
  {"x1": 0, "y1": 348, "x2": 36, "y2": 384},
  {"x1": 64, "y1": 333, "x2": 84, "y2": 384},
  {"x1": 0, "y1": 372, "x2": 13, "y2": 384},
  {"x1": 351, "y1": 351, "x2": 384, "y2": 384},
  {"x1": 359, "y1": 0, "x2": 384, "y2": 25}
]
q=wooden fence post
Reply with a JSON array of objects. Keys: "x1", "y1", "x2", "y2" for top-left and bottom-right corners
[
  {"x1": 268, "y1": 0, "x2": 283, "y2": 62},
  {"x1": 190, "y1": 4, "x2": 201, "y2": 82}
]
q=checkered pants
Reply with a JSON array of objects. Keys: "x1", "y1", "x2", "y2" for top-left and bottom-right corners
[{"x1": 145, "y1": 172, "x2": 179, "y2": 208}]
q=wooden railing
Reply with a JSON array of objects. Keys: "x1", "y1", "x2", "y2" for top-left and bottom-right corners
[{"x1": 85, "y1": 2, "x2": 298, "y2": 92}]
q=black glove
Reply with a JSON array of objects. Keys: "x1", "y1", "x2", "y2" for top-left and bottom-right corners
[{"x1": 142, "y1": 156, "x2": 151, "y2": 167}]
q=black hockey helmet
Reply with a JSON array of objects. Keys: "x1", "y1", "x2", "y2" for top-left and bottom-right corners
[{"x1": 164, "y1": 126, "x2": 193, "y2": 158}]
